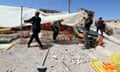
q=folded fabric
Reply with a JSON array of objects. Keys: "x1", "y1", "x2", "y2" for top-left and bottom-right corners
[
  {"x1": 91, "y1": 60, "x2": 106, "y2": 72},
  {"x1": 110, "y1": 52, "x2": 120, "y2": 72},
  {"x1": 91, "y1": 60, "x2": 116, "y2": 72},
  {"x1": 103, "y1": 62, "x2": 116, "y2": 72},
  {"x1": 0, "y1": 37, "x2": 13, "y2": 43}
]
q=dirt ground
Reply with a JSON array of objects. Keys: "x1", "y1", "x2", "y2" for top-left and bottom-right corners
[{"x1": 0, "y1": 29, "x2": 120, "y2": 72}]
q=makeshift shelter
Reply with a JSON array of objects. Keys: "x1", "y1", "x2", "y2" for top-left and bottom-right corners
[
  {"x1": 0, "y1": 5, "x2": 97, "y2": 41},
  {"x1": 0, "y1": 5, "x2": 37, "y2": 27},
  {"x1": 0, "y1": 5, "x2": 89, "y2": 27}
]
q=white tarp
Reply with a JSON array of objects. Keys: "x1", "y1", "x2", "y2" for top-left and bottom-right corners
[
  {"x1": 61, "y1": 10, "x2": 88, "y2": 26},
  {"x1": 0, "y1": 5, "x2": 88, "y2": 27},
  {"x1": 41, "y1": 10, "x2": 88, "y2": 26},
  {"x1": 0, "y1": 5, "x2": 37, "y2": 27},
  {"x1": 24, "y1": 10, "x2": 88, "y2": 27}
]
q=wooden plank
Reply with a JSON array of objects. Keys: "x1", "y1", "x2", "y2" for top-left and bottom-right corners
[{"x1": 0, "y1": 28, "x2": 12, "y2": 33}]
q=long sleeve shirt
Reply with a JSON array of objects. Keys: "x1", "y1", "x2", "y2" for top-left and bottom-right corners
[
  {"x1": 84, "y1": 18, "x2": 93, "y2": 31},
  {"x1": 24, "y1": 16, "x2": 41, "y2": 31}
]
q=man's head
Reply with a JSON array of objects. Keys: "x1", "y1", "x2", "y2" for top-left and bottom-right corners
[
  {"x1": 35, "y1": 11, "x2": 40, "y2": 16},
  {"x1": 99, "y1": 17, "x2": 102, "y2": 20},
  {"x1": 87, "y1": 11, "x2": 94, "y2": 19},
  {"x1": 88, "y1": 15, "x2": 93, "y2": 19}
]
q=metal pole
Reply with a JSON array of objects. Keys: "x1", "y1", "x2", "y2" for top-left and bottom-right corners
[{"x1": 68, "y1": 0, "x2": 71, "y2": 13}]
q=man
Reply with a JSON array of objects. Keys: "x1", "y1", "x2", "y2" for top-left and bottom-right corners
[
  {"x1": 24, "y1": 11, "x2": 43, "y2": 48},
  {"x1": 84, "y1": 13, "x2": 93, "y2": 48},
  {"x1": 96, "y1": 17, "x2": 105, "y2": 37},
  {"x1": 51, "y1": 19, "x2": 63, "y2": 41}
]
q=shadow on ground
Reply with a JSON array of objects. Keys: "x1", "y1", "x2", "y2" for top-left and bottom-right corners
[
  {"x1": 29, "y1": 43, "x2": 53, "y2": 50},
  {"x1": 54, "y1": 38, "x2": 83, "y2": 45}
]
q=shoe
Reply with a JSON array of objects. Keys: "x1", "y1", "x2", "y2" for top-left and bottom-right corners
[
  {"x1": 27, "y1": 44, "x2": 30, "y2": 48},
  {"x1": 39, "y1": 46, "x2": 44, "y2": 50},
  {"x1": 53, "y1": 40, "x2": 57, "y2": 43},
  {"x1": 82, "y1": 45, "x2": 90, "y2": 49}
]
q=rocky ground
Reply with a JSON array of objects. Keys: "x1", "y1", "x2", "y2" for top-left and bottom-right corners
[{"x1": 0, "y1": 28, "x2": 120, "y2": 72}]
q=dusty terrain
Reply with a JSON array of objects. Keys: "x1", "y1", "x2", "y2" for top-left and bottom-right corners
[{"x1": 0, "y1": 22, "x2": 120, "y2": 72}]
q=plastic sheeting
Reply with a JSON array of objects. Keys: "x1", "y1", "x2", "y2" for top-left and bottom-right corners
[
  {"x1": 0, "y1": 5, "x2": 37, "y2": 27},
  {"x1": 42, "y1": 10, "x2": 88, "y2": 26},
  {"x1": 62, "y1": 10, "x2": 88, "y2": 26},
  {"x1": 0, "y1": 5, "x2": 88, "y2": 28}
]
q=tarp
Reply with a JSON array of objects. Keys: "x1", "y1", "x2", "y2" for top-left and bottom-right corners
[
  {"x1": 61, "y1": 11, "x2": 88, "y2": 26},
  {"x1": 0, "y1": 5, "x2": 37, "y2": 27},
  {"x1": 41, "y1": 10, "x2": 88, "y2": 26},
  {"x1": 25, "y1": 9, "x2": 88, "y2": 26},
  {"x1": 0, "y1": 5, "x2": 88, "y2": 28}
]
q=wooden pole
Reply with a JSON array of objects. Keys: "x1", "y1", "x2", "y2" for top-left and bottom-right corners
[
  {"x1": 20, "y1": 6, "x2": 23, "y2": 44},
  {"x1": 20, "y1": 6, "x2": 23, "y2": 30},
  {"x1": 68, "y1": 0, "x2": 71, "y2": 13}
]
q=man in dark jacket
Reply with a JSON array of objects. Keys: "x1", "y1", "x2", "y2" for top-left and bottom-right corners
[
  {"x1": 24, "y1": 12, "x2": 43, "y2": 48},
  {"x1": 84, "y1": 13, "x2": 93, "y2": 48},
  {"x1": 96, "y1": 17, "x2": 105, "y2": 37}
]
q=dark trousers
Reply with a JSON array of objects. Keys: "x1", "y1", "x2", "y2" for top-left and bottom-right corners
[
  {"x1": 52, "y1": 27, "x2": 59, "y2": 40},
  {"x1": 97, "y1": 27, "x2": 104, "y2": 36},
  {"x1": 83, "y1": 30, "x2": 88, "y2": 48},
  {"x1": 53, "y1": 31, "x2": 59, "y2": 40},
  {"x1": 28, "y1": 30, "x2": 43, "y2": 47}
]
